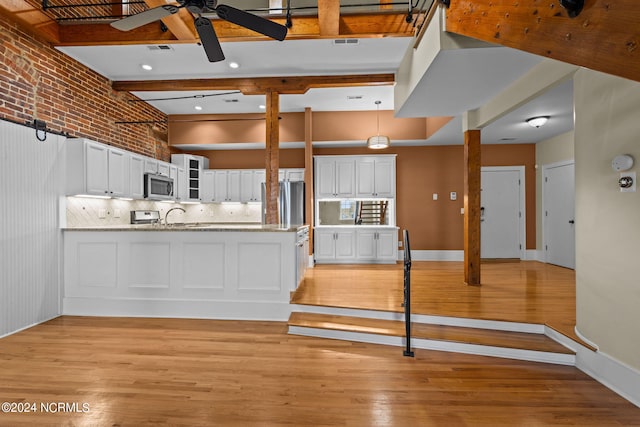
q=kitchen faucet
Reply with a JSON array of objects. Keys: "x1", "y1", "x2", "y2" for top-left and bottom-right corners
[{"x1": 164, "y1": 207, "x2": 186, "y2": 226}]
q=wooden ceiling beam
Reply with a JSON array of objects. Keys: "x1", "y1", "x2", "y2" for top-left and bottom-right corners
[
  {"x1": 143, "y1": 0, "x2": 197, "y2": 41},
  {"x1": 56, "y1": 13, "x2": 414, "y2": 46},
  {"x1": 112, "y1": 73, "x2": 395, "y2": 95},
  {"x1": 318, "y1": 0, "x2": 340, "y2": 37},
  {"x1": 444, "y1": 0, "x2": 640, "y2": 83},
  {"x1": 0, "y1": 0, "x2": 59, "y2": 43}
]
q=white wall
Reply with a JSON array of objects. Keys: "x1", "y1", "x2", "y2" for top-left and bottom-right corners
[
  {"x1": 574, "y1": 70, "x2": 640, "y2": 371},
  {"x1": 0, "y1": 120, "x2": 64, "y2": 337},
  {"x1": 535, "y1": 131, "x2": 575, "y2": 249}
]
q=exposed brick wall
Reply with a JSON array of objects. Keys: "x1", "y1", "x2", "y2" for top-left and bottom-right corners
[{"x1": 0, "y1": 16, "x2": 168, "y2": 160}]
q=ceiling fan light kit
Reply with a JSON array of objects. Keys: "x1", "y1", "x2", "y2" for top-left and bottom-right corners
[{"x1": 110, "y1": 1, "x2": 288, "y2": 63}]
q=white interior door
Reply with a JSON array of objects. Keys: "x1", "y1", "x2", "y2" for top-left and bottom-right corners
[
  {"x1": 481, "y1": 167, "x2": 524, "y2": 259},
  {"x1": 543, "y1": 162, "x2": 575, "y2": 269}
]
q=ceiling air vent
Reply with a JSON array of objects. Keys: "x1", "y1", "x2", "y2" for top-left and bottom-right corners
[
  {"x1": 147, "y1": 45, "x2": 174, "y2": 52},
  {"x1": 347, "y1": 95, "x2": 363, "y2": 100},
  {"x1": 224, "y1": 99, "x2": 239, "y2": 103},
  {"x1": 333, "y1": 39, "x2": 359, "y2": 45}
]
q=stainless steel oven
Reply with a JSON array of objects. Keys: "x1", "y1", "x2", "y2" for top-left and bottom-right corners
[{"x1": 144, "y1": 173, "x2": 174, "y2": 201}]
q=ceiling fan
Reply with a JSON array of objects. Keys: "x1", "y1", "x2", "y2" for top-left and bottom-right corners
[{"x1": 110, "y1": 0, "x2": 288, "y2": 63}]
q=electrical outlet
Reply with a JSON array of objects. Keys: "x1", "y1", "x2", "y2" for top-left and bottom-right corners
[
  {"x1": 114, "y1": 209, "x2": 121, "y2": 218},
  {"x1": 398, "y1": 241, "x2": 403, "y2": 248},
  {"x1": 98, "y1": 209, "x2": 106, "y2": 219}
]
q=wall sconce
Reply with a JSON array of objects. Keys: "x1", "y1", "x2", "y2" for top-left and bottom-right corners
[{"x1": 526, "y1": 116, "x2": 549, "y2": 128}]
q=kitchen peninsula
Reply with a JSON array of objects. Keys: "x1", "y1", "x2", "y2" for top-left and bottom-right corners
[{"x1": 63, "y1": 223, "x2": 309, "y2": 321}]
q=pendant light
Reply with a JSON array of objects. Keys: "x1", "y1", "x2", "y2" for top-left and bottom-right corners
[{"x1": 367, "y1": 100, "x2": 390, "y2": 149}]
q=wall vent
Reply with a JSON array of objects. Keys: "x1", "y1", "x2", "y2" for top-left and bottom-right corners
[
  {"x1": 147, "y1": 45, "x2": 174, "y2": 52},
  {"x1": 333, "y1": 39, "x2": 359, "y2": 45}
]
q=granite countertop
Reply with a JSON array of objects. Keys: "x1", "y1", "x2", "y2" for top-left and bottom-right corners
[{"x1": 63, "y1": 223, "x2": 310, "y2": 232}]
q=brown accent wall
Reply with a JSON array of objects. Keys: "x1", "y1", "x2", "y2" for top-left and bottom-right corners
[
  {"x1": 0, "y1": 18, "x2": 167, "y2": 159},
  {"x1": 201, "y1": 148, "x2": 305, "y2": 169},
  {"x1": 169, "y1": 110, "x2": 445, "y2": 148},
  {"x1": 194, "y1": 144, "x2": 536, "y2": 251}
]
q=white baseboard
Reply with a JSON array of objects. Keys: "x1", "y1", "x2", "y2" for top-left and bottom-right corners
[
  {"x1": 63, "y1": 297, "x2": 291, "y2": 321},
  {"x1": 572, "y1": 331, "x2": 640, "y2": 408},
  {"x1": 525, "y1": 250, "x2": 543, "y2": 261},
  {"x1": 0, "y1": 314, "x2": 60, "y2": 340},
  {"x1": 394, "y1": 250, "x2": 547, "y2": 262},
  {"x1": 399, "y1": 250, "x2": 464, "y2": 261}
]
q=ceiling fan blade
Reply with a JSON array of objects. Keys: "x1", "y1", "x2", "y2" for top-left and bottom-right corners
[
  {"x1": 215, "y1": 4, "x2": 287, "y2": 41},
  {"x1": 194, "y1": 16, "x2": 225, "y2": 62},
  {"x1": 111, "y1": 5, "x2": 179, "y2": 31}
]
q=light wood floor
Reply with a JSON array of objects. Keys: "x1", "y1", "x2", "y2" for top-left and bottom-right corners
[
  {"x1": 293, "y1": 261, "x2": 582, "y2": 344},
  {"x1": 1, "y1": 316, "x2": 639, "y2": 426}
]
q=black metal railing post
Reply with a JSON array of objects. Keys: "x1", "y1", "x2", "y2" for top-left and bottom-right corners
[{"x1": 403, "y1": 229, "x2": 414, "y2": 357}]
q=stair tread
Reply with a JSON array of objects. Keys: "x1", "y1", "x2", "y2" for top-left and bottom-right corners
[{"x1": 288, "y1": 312, "x2": 574, "y2": 355}]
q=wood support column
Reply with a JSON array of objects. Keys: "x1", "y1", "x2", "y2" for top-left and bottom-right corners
[
  {"x1": 264, "y1": 91, "x2": 280, "y2": 224},
  {"x1": 463, "y1": 129, "x2": 481, "y2": 286},
  {"x1": 304, "y1": 107, "x2": 314, "y2": 255}
]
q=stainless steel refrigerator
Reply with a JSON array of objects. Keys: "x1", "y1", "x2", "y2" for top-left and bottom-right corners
[{"x1": 261, "y1": 181, "x2": 305, "y2": 226}]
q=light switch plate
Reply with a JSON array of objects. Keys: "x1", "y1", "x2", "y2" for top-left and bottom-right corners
[
  {"x1": 450, "y1": 192, "x2": 457, "y2": 201},
  {"x1": 432, "y1": 193, "x2": 438, "y2": 200}
]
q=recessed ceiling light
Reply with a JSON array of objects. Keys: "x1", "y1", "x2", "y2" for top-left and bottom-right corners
[
  {"x1": 229, "y1": 62, "x2": 240, "y2": 69},
  {"x1": 258, "y1": 105, "x2": 266, "y2": 109},
  {"x1": 140, "y1": 64, "x2": 153, "y2": 71},
  {"x1": 194, "y1": 105, "x2": 203, "y2": 111}
]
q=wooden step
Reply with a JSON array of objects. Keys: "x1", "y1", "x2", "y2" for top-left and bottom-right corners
[{"x1": 288, "y1": 312, "x2": 574, "y2": 356}]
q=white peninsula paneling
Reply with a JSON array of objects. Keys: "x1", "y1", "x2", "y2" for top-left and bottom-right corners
[
  {"x1": 182, "y1": 242, "x2": 225, "y2": 289},
  {"x1": 0, "y1": 120, "x2": 64, "y2": 338},
  {"x1": 63, "y1": 230, "x2": 298, "y2": 320}
]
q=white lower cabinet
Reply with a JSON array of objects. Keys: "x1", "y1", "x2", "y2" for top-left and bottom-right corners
[
  {"x1": 315, "y1": 227, "x2": 397, "y2": 264},
  {"x1": 356, "y1": 229, "x2": 398, "y2": 263},
  {"x1": 314, "y1": 228, "x2": 356, "y2": 262}
]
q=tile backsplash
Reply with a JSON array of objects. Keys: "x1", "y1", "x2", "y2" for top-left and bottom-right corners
[{"x1": 64, "y1": 197, "x2": 261, "y2": 227}]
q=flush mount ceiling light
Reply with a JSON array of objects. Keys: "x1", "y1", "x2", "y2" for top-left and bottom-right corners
[
  {"x1": 526, "y1": 116, "x2": 550, "y2": 128},
  {"x1": 367, "y1": 100, "x2": 390, "y2": 149},
  {"x1": 140, "y1": 64, "x2": 153, "y2": 71}
]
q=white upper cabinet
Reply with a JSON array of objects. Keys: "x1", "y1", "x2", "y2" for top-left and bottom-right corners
[
  {"x1": 315, "y1": 157, "x2": 356, "y2": 198},
  {"x1": 157, "y1": 161, "x2": 171, "y2": 177},
  {"x1": 171, "y1": 154, "x2": 209, "y2": 202},
  {"x1": 251, "y1": 169, "x2": 266, "y2": 202},
  {"x1": 240, "y1": 170, "x2": 263, "y2": 202},
  {"x1": 66, "y1": 138, "x2": 131, "y2": 198},
  {"x1": 201, "y1": 170, "x2": 216, "y2": 202},
  {"x1": 356, "y1": 156, "x2": 396, "y2": 198},
  {"x1": 129, "y1": 154, "x2": 144, "y2": 199},
  {"x1": 209, "y1": 170, "x2": 241, "y2": 202}
]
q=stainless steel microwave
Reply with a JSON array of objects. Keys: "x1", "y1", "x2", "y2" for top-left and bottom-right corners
[{"x1": 144, "y1": 173, "x2": 174, "y2": 200}]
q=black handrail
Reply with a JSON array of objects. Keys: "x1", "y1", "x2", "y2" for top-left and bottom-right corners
[{"x1": 403, "y1": 229, "x2": 414, "y2": 357}]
